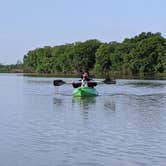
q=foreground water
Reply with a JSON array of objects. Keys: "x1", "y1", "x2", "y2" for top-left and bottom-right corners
[{"x1": 0, "y1": 74, "x2": 166, "y2": 166}]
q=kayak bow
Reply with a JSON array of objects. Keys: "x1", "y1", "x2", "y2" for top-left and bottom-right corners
[{"x1": 72, "y1": 86, "x2": 98, "y2": 97}]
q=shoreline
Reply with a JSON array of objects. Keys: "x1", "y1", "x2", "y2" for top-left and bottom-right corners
[{"x1": 1, "y1": 71, "x2": 166, "y2": 80}]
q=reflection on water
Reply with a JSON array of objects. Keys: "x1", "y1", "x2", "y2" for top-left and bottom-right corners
[
  {"x1": 72, "y1": 97, "x2": 97, "y2": 120},
  {"x1": 104, "y1": 98, "x2": 116, "y2": 112},
  {"x1": 53, "y1": 97, "x2": 63, "y2": 106},
  {"x1": 72, "y1": 96, "x2": 96, "y2": 109},
  {"x1": 53, "y1": 95, "x2": 116, "y2": 112},
  {"x1": 53, "y1": 95, "x2": 116, "y2": 120}
]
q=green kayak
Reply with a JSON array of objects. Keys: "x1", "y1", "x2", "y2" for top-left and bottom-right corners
[{"x1": 72, "y1": 86, "x2": 98, "y2": 97}]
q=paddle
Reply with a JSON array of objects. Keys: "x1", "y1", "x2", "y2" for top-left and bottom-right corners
[
  {"x1": 53, "y1": 79, "x2": 66, "y2": 86},
  {"x1": 53, "y1": 79, "x2": 116, "y2": 86},
  {"x1": 102, "y1": 78, "x2": 116, "y2": 84},
  {"x1": 53, "y1": 80, "x2": 97, "y2": 87}
]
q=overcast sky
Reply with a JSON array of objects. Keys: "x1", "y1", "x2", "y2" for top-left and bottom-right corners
[{"x1": 0, "y1": 0, "x2": 165, "y2": 64}]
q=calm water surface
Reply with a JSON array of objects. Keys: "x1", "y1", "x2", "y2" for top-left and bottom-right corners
[{"x1": 0, "y1": 74, "x2": 166, "y2": 166}]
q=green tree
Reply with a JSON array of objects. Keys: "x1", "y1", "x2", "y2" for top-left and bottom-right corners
[{"x1": 71, "y1": 39, "x2": 102, "y2": 73}]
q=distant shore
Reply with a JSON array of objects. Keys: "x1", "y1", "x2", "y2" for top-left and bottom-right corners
[{"x1": 1, "y1": 71, "x2": 166, "y2": 80}]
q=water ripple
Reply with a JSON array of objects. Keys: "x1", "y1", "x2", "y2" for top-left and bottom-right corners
[{"x1": 0, "y1": 75, "x2": 166, "y2": 166}]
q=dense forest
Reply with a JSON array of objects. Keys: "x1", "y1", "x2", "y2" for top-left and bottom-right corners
[{"x1": 1, "y1": 32, "x2": 166, "y2": 76}]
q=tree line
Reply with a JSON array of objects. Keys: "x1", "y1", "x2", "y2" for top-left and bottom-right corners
[
  {"x1": 0, "y1": 61, "x2": 23, "y2": 73},
  {"x1": 4, "y1": 32, "x2": 166, "y2": 76}
]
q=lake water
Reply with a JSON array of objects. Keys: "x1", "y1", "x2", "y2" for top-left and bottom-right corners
[{"x1": 0, "y1": 74, "x2": 166, "y2": 166}]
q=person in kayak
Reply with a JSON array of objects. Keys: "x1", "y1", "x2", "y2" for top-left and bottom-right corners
[{"x1": 72, "y1": 71, "x2": 97, "y2": 88}]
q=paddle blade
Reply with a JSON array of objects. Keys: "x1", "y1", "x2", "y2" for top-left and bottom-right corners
[
  {"x1": 53, "y1": 80, "x2": 66, "y2": 86},
  {"x1": 103, "y1": 78, "x2": 116, "y2": 84},
  {"x1": 72, "y1": 82, "x2": 82, "y2": 88}
]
